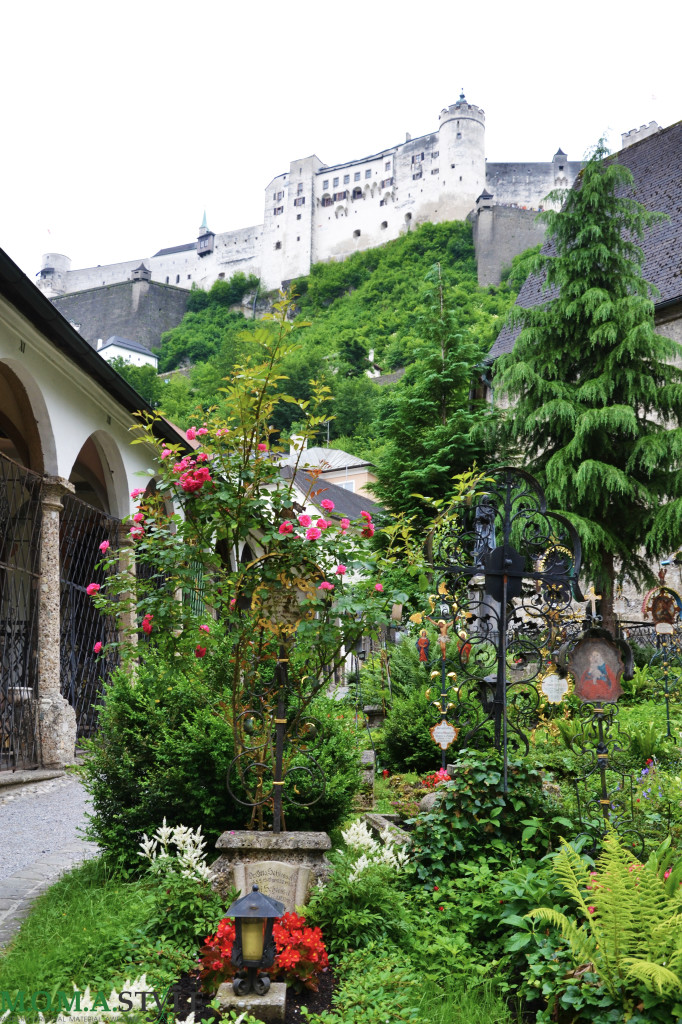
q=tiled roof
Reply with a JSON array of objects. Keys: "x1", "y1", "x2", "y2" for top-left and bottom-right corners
[
  {"x1": 152, "y1": 242, "x2": 197, "y2": 257},
  {"x1": 101, "y1": 335, "x2": 156, "y2": 357},
  {"x1": 490, "y1": 120, "x2": 682, "y2": 359},
  {"x1": 281, "y1": 446, "x2": 371, "y2": 471},
  {"x1": 290, "y1": 469, "x2": 381, "y2": 518}
]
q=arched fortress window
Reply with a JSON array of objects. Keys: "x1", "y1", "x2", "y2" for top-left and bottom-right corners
[
  {"x1": 335, "y1": 206, "x2": 347, "y2": 219},
  {"x1": 321, "y1": 194, "x2": 333, "y2": 208},
  {"x1": 353, "y1": 229, "x2": 361, "y2": 238},
  {"x1": 352, "y1": 187, "x2": 363, "y2": 200},
  {"x1": 380, "y1": 221, "x2": 388, "y2": 229}
]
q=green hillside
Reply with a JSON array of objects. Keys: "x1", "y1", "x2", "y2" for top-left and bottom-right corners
[{"x1": 123, "y1": 220, "x2": 523, "y2": 516}]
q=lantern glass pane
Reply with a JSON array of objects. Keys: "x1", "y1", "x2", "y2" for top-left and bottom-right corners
[{"x1": 241, "y1": 918, "x2": 265, "y2": 962}]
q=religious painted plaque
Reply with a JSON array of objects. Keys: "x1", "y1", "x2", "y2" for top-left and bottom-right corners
[
  {"x1": 567, "y1": 635, "x2": 624, "y2": 704},
  {"x1": 540, "y1": 672, "x2": 569, "y2": 705},
  {"x1": 430, "y1": 719, "x2": 459, "y2": 750}
]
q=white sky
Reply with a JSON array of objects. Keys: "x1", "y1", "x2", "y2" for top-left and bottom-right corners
[{"x1": 2, "y1": 0, "x2": 679, "y2": 281}]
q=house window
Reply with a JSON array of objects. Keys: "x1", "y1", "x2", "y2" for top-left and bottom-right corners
[
  {"x1": 339, "y1": 480, "x2": 355, "y2": 492},
  {"x1": 274, "y1": 206, "x2": 283, "y2": 215},
  {"x1": 354, "y1": 171, "x2": 361, "y2": 181},
  {"x1": 323, "y1": 179, "x2": 329, "y2": 189},
  {"x1": 353, "y1": 229, "x2": 361, "y2": 238},
  {"x1": 365, "y1": 168, "x2": 372, "y2": 178},
  {"x1": 432, "y1": 150, "x2": 439, "y2": 158},
  {"x1": 274, "y1": 241, "x2": 282, "y2": 250},
  {"x1": 343, "y1": 174, "x2": 350, "y2": 184},
  {"x1": 333, "y1": 176, "x2": 339, "y2": 187},
  {"x1": 385, "y1": 161, "x2": 391, "y2": 170},
  {"x1": 293, "y1": 196, "x2": 305, "y2": 206}
]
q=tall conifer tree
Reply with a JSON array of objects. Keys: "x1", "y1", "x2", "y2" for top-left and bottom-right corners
[{"x1": 494, "y1": 142, "x2": 682, "y2": 632}]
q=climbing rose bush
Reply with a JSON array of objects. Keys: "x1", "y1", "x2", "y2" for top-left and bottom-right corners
[{"x1": 199, "y1": 911, "x2": 329, "y2": 992}]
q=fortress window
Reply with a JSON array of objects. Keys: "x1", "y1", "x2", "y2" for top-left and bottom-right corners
[
  {"x1": 333, "y1": 190, "x2": 348, "y2": 201},
  {"x1": 297, "y1": 236, "x2": 300, "y2": 241},
  {"x1": 451, "y1": 163, "x2": 455, "y2": 168},
  {"x1": 296, "y1": 213, "x2": 301, "y2": 220},
  {"x1": 176, "y1": 275, "x2": 180, "y2": 283},
  {"x1": 352, "y1": 187, "x2": 363, "y2": 199},
  {"x1": 274, "y1": 206, "x2": 283, "y2": 215},
  {"x1": 274, "y1": 241, "x2": 282, "y2": 250},
  {"x1": 385, "y1": 161, "x2": 391, "y2": 170},
  {"x1": 380, "y1": 221, "x2": 388, "y2": 229},
  {"x1": 353, "y1": 229, "x2": 361, "y2": 238},
  {"x1": 380, "y1": 177, "x2": 394, "y2": 188},
  {"x1": 218, "y1": 273, "x2": 225, "y2": 278},
  {"x1": 276, "y1": 190, "x2": 284, "y2": 200},
  {"x1": 412, "y1": 171, "x2": 422, "y2": 180},
  {"x1": 343, "y1": 174, "x2": 350, "y2": 184},
  {"x1": 558, "y1": 164, "x2": 564, "y2": 171},
  {"x1": 323, "y1": 179, "x2": 329, "y2": 189},
  {"x1": 365, "y1": 169, "x2": 371, "y2": 178},
  {"x1": 297, "y1": 182, "x2": 304, "y2": 194},
  {"x1": 165, "y1": 276, "x2": 169, "y2": 284},
  {"x1": 321, "y1": 195, "x2": 333, "y2": 207},
  {"x1": 456, "y1": 132, "x2": 462, "y2": 139},
  {"x1": 354, "y1": 171, "x2": 361, "y2": 182},
  {"x1": 431, "y1": 168, "x2": 439, "y2": 175},
  {"x1": 187, "y1": 274, "x2": 191, "y2": 280},
  {"x1": 431, "y1": 150, "x2": 439, "y2": 158},
  {"x1": 333, "y1": 177, "x2": 339, "y2": 187},
  {"x1": 293, "y1": 197, "x2": 305, "y2": 206},
  {"x1": 411, "y1": 153, "x2": 424, "y2": 164}
]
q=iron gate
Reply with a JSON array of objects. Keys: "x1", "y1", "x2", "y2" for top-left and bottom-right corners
[
  {"x1": 59, "y1": 495, "x2": 120, "y2": 739},
  {"x1": 0, "y1": 453, "x2": 42, "y2": 770}
]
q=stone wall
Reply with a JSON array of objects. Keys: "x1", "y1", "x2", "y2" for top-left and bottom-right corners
[
  {"x1": 471, "y1": 205, "x2": 548, "y2": 286},
  {"x1": 52, "y1": 280, "x2": 190, "y2": 350}
]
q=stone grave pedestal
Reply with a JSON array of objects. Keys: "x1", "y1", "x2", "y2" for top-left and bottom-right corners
[
  {"x1": 217, "y1": 981, "x2": 286, "y2": 1023},
  {"x1": 210, "y1": 831, "x2": 332, "y2": 912}
]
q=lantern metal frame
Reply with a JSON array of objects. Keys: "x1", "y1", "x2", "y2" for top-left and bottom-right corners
[{"x1": 226, "y1": 883, "x2": 286, "y2": 996}]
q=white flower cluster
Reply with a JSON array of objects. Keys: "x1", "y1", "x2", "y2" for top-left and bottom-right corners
[
  {"x1": 342, "y1": 820, "x2": 409, "y2": 882},
  {"x1": 138, "y1": 818, "x2": 212, "y2": 882}
]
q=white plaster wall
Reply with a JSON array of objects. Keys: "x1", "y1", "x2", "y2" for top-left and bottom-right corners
[
  {"x1": 100, "y1": 345, "x2": 158, "y2": 368},
  {"x1": 0, "y1": 294, "x2": 159, "y2": 519}
]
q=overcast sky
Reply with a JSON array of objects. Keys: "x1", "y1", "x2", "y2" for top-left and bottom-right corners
[{"x1": 2, "y1": 1, "x2": 678, "y2": 282}]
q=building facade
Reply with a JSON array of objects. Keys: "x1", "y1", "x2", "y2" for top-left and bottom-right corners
[{"x1": 36, "y1": 93, "x2": 583, "y2": 300}]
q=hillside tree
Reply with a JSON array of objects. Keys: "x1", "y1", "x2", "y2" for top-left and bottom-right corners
[{"x1": 493, "y1": 141, "x2": 682, "y2": 633}]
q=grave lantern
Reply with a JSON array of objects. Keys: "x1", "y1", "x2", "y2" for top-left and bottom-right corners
[{"x1": 226, "y1": 883, "x2": 286, "y2": 996}]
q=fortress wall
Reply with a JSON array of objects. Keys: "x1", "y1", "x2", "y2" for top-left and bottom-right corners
[
  {"x1": 485, "y1": 160, "x2": 582, "y2": 210},
  {"x1": 51, "y1": 280, "x2": 189, "y2": 350},
  {"x1": 471, "y1": 205, "x2": 548, "y2": 286}
]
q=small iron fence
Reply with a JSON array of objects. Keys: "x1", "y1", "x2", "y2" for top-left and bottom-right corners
[
  {"x1": 59, "y1": 495, "x2": 120, "y2": 739},
  {"x1": 0, "y1": 453, "x2": 42, "y2": 769}
]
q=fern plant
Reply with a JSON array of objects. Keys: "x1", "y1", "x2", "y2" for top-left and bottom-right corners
[{"x1": 526, "y1": 832, "x2": 682, "y2": 1006}]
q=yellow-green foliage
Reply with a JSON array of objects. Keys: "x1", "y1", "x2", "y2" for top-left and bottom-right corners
[{"x1": 527, "y1": 833, "x2": 682, "y2": 1000}]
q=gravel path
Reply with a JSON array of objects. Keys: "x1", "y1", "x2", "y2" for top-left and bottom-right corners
[
  {"x1": 0, "y1": 775, "x2": 99, "y2": 947},
  {"x1": 0, "y1": 775, "x2": 93, "y2": 880}
]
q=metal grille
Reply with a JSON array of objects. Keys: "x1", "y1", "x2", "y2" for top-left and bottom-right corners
[
  {"x1": 0, "y1": 453, "x2": 42, "y2": 770},
  {"x1": 59, "y1": 495, "x2": 120, "y2": 739}
]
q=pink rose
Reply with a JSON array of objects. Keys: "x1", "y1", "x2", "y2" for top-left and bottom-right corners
[
  {"x1": 197, "y1": 427, "x2": 208, "y2": 436},
  {"x1": 316, "y1": 518, "x2": 330, "y2": 530},
  {"x1": 130, "y1": 488, "x2": 145, "y2": 499},
  {"x1": 321, "y1": 499, "x2": 335, "y2": 511},
  {"x1": 588, "y1": 906, "x2": 595, "y2": 914},
  {"x1": 93, "y1": 641, "x2": 103, "y2": 654},
  {"x1": 318, "y1": 581, "x2": 335, "y2": 591},
  {"x1": 133, "y1": 512, "x2": 144, "y2": 523},
  {"x1": 99, "y1": 540, "x2": 110, "y2": 553},
  {"x1": 196, "y1": 452, "x2": 209, "y2": 462},
  {"x1": 257, "y1": 443, "x2": 268, "y2": 452},
  {"x1": 375, "y1": 583, "x2": 383, "y2": 592},
  {"x1": 279, "y1": 521, "x2": 294, "y2": 535},
  {"x1": 360, "y1": 510, "x2": 373, "y2": 522},
  {"x1": 298, "y1": 514, "x2": 312, "y2": 528},
  {"x1": 160, "y1": 449, "x2": 172, "y2": 460},
  {"x1": 186, "y1": 428, "x2": 197, "y2": 440},
  {"x1": 229, "y1": 598, "x2": 237, "y2": 609},
  {"x1": 130, "y1": 526, "x2": 144, "y2": 539},
  {"x1": 195, "y1": 645, "x2": 207, "y2": 658},
  {"x1": 199, "y1": 624, "x2": 211, "y2": 634},
  {"x1": 306, "y1": 527, "x2": 322, "y2": 541},
  {"x1": 142, "y1": 614, "x2": 153, "y2": 635},
  {"x1": 362, "y1": 523, "x2": 375, "y2": 538},
  {"x1": 335, "y1": 564, "x2": 347, "y2": 575},
  {"x1": 86, "y1": 583, "x2": 100, "y2": 596},
  {"x1": 173, "y1": 459, "x2": 189, "y2": 474},
  {"x1": 340, "y1": 518, "x2": 350, "y2": 530}
]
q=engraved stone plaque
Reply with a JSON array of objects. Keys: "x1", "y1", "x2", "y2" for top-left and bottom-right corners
[
  {"x1": 245, "y1": 860, "x2": 299, "y2": 911},
  {"x1": 541, "y1": 673, "x2": 568, "y2": 705}
]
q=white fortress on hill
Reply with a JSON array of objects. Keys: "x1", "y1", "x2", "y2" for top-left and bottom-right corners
[{"x1": 37, "y1": 92, "x2": 585, "y2": 299}]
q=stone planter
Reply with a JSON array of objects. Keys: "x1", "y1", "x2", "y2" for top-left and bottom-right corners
[
  {"x1": 363, "y1": 704, "x2": 386, "y2": 729},
  {"x1": 210, "y1": 830, "x2": 332, "y2": 913}
]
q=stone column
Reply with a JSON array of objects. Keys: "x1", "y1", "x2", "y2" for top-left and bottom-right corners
[{"x1": 37, "y1": 476, "x2": 77, "y2": 767}]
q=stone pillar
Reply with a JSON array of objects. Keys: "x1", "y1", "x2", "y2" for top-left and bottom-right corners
[
  {"x1": 37, "y1": 476, "x2": 77, "y2": 767},
  {"x1": 116, "y1": 522, "x2": 137, "y2": 646}
]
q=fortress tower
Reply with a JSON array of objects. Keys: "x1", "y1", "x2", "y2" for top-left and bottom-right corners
[{"x1": 437, "y1": 90, "x2": 486, "y2": 219}]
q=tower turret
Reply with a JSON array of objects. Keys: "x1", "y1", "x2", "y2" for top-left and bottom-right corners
[
  {"x1": 36, "y1": 253, "x2": 71, "y2": 296},
  {"x1": 437, "y1": 90, "x2": 486, "y2": 215}
]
